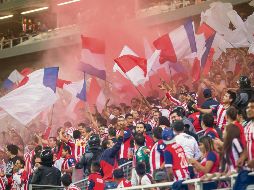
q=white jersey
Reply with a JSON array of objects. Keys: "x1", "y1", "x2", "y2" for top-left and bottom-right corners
[{"x1": 175, "y1": 133, "x2": 201, "y2": 160}]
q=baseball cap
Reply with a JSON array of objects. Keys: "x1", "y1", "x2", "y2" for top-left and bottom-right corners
[
  {"x1": 203, "y1": 88, "x2": 212, "y2": 98},
  {"x1": 162, "y1": 128, "x2": 175, "y2": 145}
]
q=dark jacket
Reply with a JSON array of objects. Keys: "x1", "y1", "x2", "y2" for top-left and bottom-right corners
[{"x1": 31, "y1": 165, "x2": 61, "y2": 186}]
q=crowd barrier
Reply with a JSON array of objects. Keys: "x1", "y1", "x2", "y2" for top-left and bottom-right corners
[{"x1": 28, "y1": 184, "x2": 64, "y2": 190}]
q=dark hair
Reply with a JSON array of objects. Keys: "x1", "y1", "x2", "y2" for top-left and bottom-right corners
[
  {"x1": 202, "y1": 113, "x2": 214, "y2": 128},
  {"x1": 34, "y1": 145, "x2": 43, "y2": 155},
  {"x1": 170, "y1": 109, "x2": 183, "y2": 118},
  {"x1": 78, "y1": 122, "x2": 87, "y2": 128},
  {"x1": 84, "y1": 126, "x2": 92, "y2": 133},
  {"x1": 91, "y1": 161, "x2": 101, "y2": 172},
  {"x1": 135, "y1": 162, "x2": 146, "y2": 176},
  {"x1": 73, "y1": 130, "x2": 81, "y2": 139},
  {"x1": 110, "y1": 118, "x2": 118, "y2": 125},
  {"x1": 102, "y1": 139, "x2": 111, "y2": 150},
  {"x1": 113, "y1": 168, "x2": 124, "y2": 179},
  {"x1": 152, "y1": 127, "x2": 162, "y2": 140},
  {"x1": 16, "y1": 157, "x2": 25, "y2": 167},
  {"x1": 158, "y1": 116, "x2": 170, "y2": 127},
  {"x1": 226, "y1": 106, "x2": 238, "y2": 121},
  {"x1": 152, "y1": 107, "x2": 159, "y2": 111},
  {"x1": 134, "y1": 134, "x2": 145, "y2": 147},
  {"x1": 199, "y1": 136, "x2": 214, "y2": 152},
  {"x1": 227, "y1": 90, "x2": 236, "y2": 105},
  {"x1": 32, "y1": 153, "x2": 41, "y2": 167},
  {"x1": 6, "y1": 144, "x2": 19, "y2": 155},
  {"x1": 223, "y1": 124, "x2": 241, "y2": 165},
  {"x1": 62, "y1": 145, "x2": 71, "y2": 155},
  {"x1": 64, "y1": 121, "x2": 72, "y2": 128},
  {"x1": 154, "y1": 110, "x2": 162, "y2": 117},
  {"x1": 108, "y1": 127, "x2": 116, "y2": 137},
  {"x1": 125, "y1": 113, "x2": 133, "y2": 119},
  {"x1": 172, "y1": 120, "x2": 185, "y2": 132},
  {"x1": 61, "y1": 174, "x2": 72, "y2": 187}
]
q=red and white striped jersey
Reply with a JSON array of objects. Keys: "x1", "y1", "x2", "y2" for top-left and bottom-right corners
[
  {"x1": 119, "y1": 136, "x2": 133, "y2": 160},
  {"x1": 165, "y1": 92, "x2": 188, "y2": 111},
  {"x1": 12, "y1": 169, "x2": 28, "y2": 190},
  {"x1": 24, "y1": 150, "x2": 35, "y2": 177},
  {"x1": 149, "y1": 140, "x2": 165, "y2": 175},
  {"x1": 226, "y1": 138, "x2": 243, "y2": 172},
  {"x1": 66, "y1": 184, "x2": 81, "y2": 190},
  {"x1": 216, "y1": 104, "x2": 227, "y2": 129},
  {"x1": 61, "y1": 155, "x2": 76, "y2": 173},
  {"x1": 66, "y1": 127, "x2": 77, "y2": 137},
  {"x1": 245, "y1": 120, "x2": 254, "y2": 162},
  {"x1": 67, "y1": 139, "x2": 86, "y2": 161},
  {"x1": 0, "y1": 176, "x2": 7, "y2": 190}
]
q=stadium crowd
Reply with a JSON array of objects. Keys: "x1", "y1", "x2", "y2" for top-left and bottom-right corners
[{"x1": 0, "y1": 49, "x2": 254, "y2": 190}]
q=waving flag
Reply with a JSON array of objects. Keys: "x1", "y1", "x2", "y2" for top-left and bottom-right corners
[
  {"x1": 153, "y1": 19, "x2": 197, "y2": 64},
  {"x1": 79, "y1": 36, "x2": 106, "y2": 80},
  {"x1": 64, "y1": 80, "x2": 86, "y2": 119},
  {"x1": 1, "y1": 70, "x2": 24, "y2": 91},
  {"x1": 0, "y1": 67, "x2": 59, "y2": 125},
  {"x1": 113, "y1": 46, "x2": 147, "y2": 86}
]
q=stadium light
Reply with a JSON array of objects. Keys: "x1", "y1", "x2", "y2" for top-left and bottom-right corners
[
  {"x1": 0, "y1": 15, "x2": 13, "y2": 20},
  {"x1": 57, "y1": 0, "x2": 80, "y2": 6},
  {"x1": 21, "y1": 7, "x2": 49, "y2": 15}
]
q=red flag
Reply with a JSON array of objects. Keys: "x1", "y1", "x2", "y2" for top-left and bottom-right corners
[
  {"x1": 203, "y1": 48, "x2": 215, "y2": 76},
  {"x1": 192, "y1": 58, "x2": 201, "y2": 82},
  {"x1": 57, "y1": 79, "x2": 71, "y2": 89},
  {"x1": 87, "y1": 78, "x2": 101, "y2": 106},
  {"x1": 197, "y1": 23, "x2": 216, "y2": 40},
  {"x1": 114, "y1": 55, "x2": 147, "y2": 76}
]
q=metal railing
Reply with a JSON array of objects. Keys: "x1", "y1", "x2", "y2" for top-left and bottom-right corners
[
  {"x1": 115, "y1": 172, "x2": 254, "y2": 190},
  {"x1": 28, "y1": 184, "x2": 64, "y2": 190}
]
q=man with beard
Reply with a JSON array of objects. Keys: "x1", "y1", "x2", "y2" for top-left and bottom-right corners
[{"x1": 135, "y1": 122, "x2": 154, "y2": 150}]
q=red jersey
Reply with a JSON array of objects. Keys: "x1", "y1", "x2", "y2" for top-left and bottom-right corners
[
  {"x1": 199, "y1": 151, "x2": 219, "y2": 177},
  {"x1": 117, "y1": 178, "x2": 132, "y2": 188},
  {"x1": 245, "y1": 120, "x2": 254, "y2": 161},
  {"x1": 67, "y1": 184, "x2": 81, "y2": 190},
  {"x1": 164, "y1": 142, "x2": 189, "y2": 181},
  {"x1": 87, "y1": 172, "x2": 105, "y2": 190},
  {"x1": 234, "y1": 121, "x2": 246, "y2": 147},
  {"x1": 144, "y1": 134, "x2": 154, "y2": 150},
  {"x1": 204, "y1": 128, "x2": 219, "y2": 139},
  {"x1": 188, "y1": 112, "x2": 202, "y2": 132},
  {"x1": 149, "y1": 140, "x2": 165, "y2": 175}
]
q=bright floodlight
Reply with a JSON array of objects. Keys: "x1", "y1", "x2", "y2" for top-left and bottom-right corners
[
  {"x1": 57, "y1": 0, "x2": 80, "y2": 6},
  {"x1": 0, "y1": 15, "x2": 13, "y2": 20},
  {"x1": 21, "y1": 7, "x2": 49, "y2": 15}
]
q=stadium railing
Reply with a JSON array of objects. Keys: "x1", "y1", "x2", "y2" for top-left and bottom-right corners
[{"x1": 28, "y1": 184, "x2": 64, "y2": 190}]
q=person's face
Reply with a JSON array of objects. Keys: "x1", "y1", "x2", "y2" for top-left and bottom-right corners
[
  {"x1": 126, "y1": 116, "x2": 134, "y2": 125},
  {"x1": 107, "y1": 140, "x2": 114, "y2": 148},
  {"x1": 153, "y1": 112, "x2": 160, "y2": 121},
  {"x1": 132, "y1": 111, "x2": 139, "y2": 120},
  {"x1": 151, "y1": 108, "x2": 157, "y2": 115},
  {"x1": 131, "y1": 99, "x2": 139, "y2": 108},
  {"x1": 136, "y1": 124, "x2": 145, "y2": 134},
  {"x1": 247, "y1": 102, "x2": 254, "y2": 119},
  {"x1": 199, "y1": 142, "x2": 206, "y2": 154},
  {"x1": 61, "y1": 149, "x2": 68, "y2": 158},
  {"x1": 113, "y1": 108, "x2": 120, "y2": 116},
  {"x1": 170, "y1": 113, "x2": 181, "y2": 123},
  {"x1": 222, "y1": 93, "x2": 231, "y2": 104},
  {"x1": 34, "y1": 157, "x2": 41, "y2": 168},
  {"x1": 48, "y1": 138, "x2": 56, "y2": 148},
  {"x1": 214, "y1": 74, "x2": 222, "y2": 84},
  {"x1": 77, "y1": 126, "x2": 85, "y2": 134},
  {"x1": 117, "y1": 117, "x2": 125, "y2": 128},
  {"x1": 15, "y1": 160, "x2": 23, "y2": 169},
  {"x1": 99, "y1": 127, "x2": 105, "y2": 135}
]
